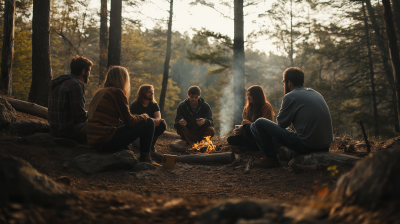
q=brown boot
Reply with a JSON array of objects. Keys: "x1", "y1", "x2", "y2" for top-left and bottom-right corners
[
  {"x1": 139, "y1": 152, "x2": 152, "y2": 163},
  {"x1": 253, "y1": 155, "x2": 280, "y2": 168}
]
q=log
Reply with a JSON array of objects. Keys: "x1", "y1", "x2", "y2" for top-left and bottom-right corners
[
  {"x1": 177, "y1": 152, "x2": 234, "y2": 164},
  {"x1": 244, "y1": 157, "x2": 254, "y2": 173},
  {"x1": 3, "y1": 96, "x2": 48, "y2": 119}
]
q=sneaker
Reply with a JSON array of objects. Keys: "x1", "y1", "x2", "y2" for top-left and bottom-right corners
[{"x1": 253, "y1": 156, "x2": 280, "y2": 168}]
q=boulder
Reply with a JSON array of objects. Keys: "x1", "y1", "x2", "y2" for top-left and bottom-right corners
[
  {"x1": 8, "y1": 119, "x2": 49, "y2": 136},
  {"x1": 197, "y1": 200, "x2": 283, "y2": 224},
  {"x1": 132, "y1": 162, "x2": 156, "y2": 171},
  {"x1": 161, "y1": 131, "x2": 181, "y2": 139},
  {"x1": 20, "y1": 133, "x2": 57, "y2": 148},
  {"x1": 0, "y1": 156, "x2": 74, "y2": 206},
  {"x1": 73, "y1": 150, "x2": 138, "y2": 174},
  {"x1": 288, "y1": 152, "x2": 359, "y2": 166},
  {"x1": 170, "y1": 139, "x2": 191, "y2": 152},
  {"x1": 335, "y1": 147, "x2": 400, "y2": 209},
  {"x1": 0, "y1": 97, "x2": 17, "y2": 128},
  {"x1": 53, "y1": 138, "x2": 80, "y2": 148}
]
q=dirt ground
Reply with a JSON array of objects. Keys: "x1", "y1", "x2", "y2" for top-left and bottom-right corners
[{"x1": 0, "y1": 111, "x2": 382, "y2": 223}]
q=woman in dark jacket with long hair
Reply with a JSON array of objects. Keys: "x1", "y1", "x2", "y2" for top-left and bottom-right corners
[{"x1": 228, "y1": 85, "x2": 275, "y2": 150}]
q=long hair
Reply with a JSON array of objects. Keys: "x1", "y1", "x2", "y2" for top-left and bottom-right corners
[
  {"x1": 244, "y1": 85, "x2": 272, "y2": 121},
  {"x1": 136, "y1": 84, "x2": 156, "y2": 104},
  {"x1": 88, "y1": 66, "x2": 130, "y2": 119}
]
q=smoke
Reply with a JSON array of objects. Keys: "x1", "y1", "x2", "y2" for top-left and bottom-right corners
[{"x1": 219, "y1": 76, "x2": 235, "y2": 137}]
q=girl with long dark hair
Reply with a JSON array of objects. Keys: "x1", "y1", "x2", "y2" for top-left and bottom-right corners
[{"x1": 227, "y1": 85, "x2": 275, "y2": 150}]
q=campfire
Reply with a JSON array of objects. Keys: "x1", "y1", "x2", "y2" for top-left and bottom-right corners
[{"x1": 190, "y1": 136, "x2": 216, "y2": 153}]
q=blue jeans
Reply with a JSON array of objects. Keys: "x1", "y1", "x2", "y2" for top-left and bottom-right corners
[
  {"x1": 102, "y1": 118, "x2": 154, "y2": 152},
  {"x1": 250, "y1": 118, "x2": 322, "y2": 157}
]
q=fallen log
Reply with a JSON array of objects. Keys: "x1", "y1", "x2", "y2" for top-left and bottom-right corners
[
  {"x1": 244, "y1": 157, "x2": 254, "y2": 173},
  {"x1": 177, "y1": 152, "x2": 234, "y2": 164},
  {"x1": 3, "y1": 96, "x2": 48, "y2": 119}
]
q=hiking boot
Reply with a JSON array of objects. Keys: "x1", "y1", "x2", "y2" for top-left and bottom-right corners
[
  {"x1": 253, "y1": 155, "x2": 280, "y2": 168},
  {"x1": 139, "y1": 152, "x2": 152, "y2": 163}
]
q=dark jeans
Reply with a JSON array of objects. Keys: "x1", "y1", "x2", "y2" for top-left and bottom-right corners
[
  {"x1": 155, "y1": 121, "x2": 166, "y2": 137},
  {"x1": 227, "y1": 124, "x2": 259, "y2": 150},
  {"x1": 101, "y1": 118, "x2": 154, "y2": 152},
  {"x1": 250, "y1": 118, "x2": 328, "y2": 157}
]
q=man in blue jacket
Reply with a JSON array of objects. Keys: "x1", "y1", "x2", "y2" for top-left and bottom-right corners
[{"x1": 174, "y1": 86, "x2": 214, "y2": 145}]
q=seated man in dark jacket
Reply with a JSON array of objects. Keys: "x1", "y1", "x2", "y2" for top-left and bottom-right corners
[
  {"x1": 174, "y1": 86, "x2": 215, "y2": 145},
  {"x1": 48, "y1": 55, "x2": 93, "y2": 144}
]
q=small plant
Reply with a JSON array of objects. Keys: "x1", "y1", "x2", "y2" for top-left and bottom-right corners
[{"x1": 327, "y1": 165, "x2": 339, "y2": 176}]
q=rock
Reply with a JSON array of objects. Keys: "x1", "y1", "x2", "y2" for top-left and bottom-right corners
[
  {"x1": 355, "y1": 143, "x2": 367, "y2": 148},
  {"x1": 335, "y1": 147, "x2": 400, "y2": 209},
  {"x1": 288, "y1": 152, "x2": 359, "y2": 166},
  {"x1": 53, "y1": 138, "x2": 80, "y2": 148},
  {"x1": 197, "y1": 165, "x2": 211, "y2": 171},
  {"x1": 132, "y1": 162, "x2": 156, "y2": 171},
  {"x1": 170, "y1": 139, "x2": 191, "y2": 152},
  {"x1": 131, "y1": 171, "x2": 154, "y2": 180},
  {"x1": 56, "y1": 176, "x2": 71, "y2": 187},
  {"x1": 20, "y1": 133, "x2": 57, "y2": 148},
  {"x1": 0, "y1": 156, "x2": 74, "y2": 205},
  {"x1": 345, "y1": 144, "x2": 355, "y2": 152},
  {"x1": 8, "y1": 119, "x2": 49, "y2": 136},
  {"x1": 161, "y1": 131, "x2": 181, "y2": 139},
  {"x1": 290, "y1": 164, "x2": 329, "y2": 173},
  {"x1": 179, "y1": 163, "x2": 194, "y2": 170},
  {"x1": 73, "y1": 150, "x2": 138, "y2": 174},
  {"x1": 197, "y1": 200, "x2": 283, "y2": 224},
  {"x1": 0, "y1": 97, "x2": 17, "y2": 128}
]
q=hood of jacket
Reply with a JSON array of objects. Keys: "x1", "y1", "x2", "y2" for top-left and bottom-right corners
[{"x1": 50, "y1": 74, "x2": 80, "y2": 89}]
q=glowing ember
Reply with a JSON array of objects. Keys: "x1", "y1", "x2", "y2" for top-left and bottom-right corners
[{"x1": 190, "y1": 136, "x2": 216, "y2": 153}]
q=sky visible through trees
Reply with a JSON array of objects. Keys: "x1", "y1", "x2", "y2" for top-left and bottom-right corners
[{"x1": 0, "y1": 0, "x2": 399, "y2": 140}]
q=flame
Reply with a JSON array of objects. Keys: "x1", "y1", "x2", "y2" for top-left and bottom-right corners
[{"x1": 190, "y1": 136, "x2": 216, "y2": 153}]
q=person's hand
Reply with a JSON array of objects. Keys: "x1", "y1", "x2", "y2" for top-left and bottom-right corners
[
  {"x1": 160, "y1": 119, "x2": 165, "y2": 124},
  {"x1": 242, "y1": 119, "x2": 252, "y2": 125},
  {"x1": 234, "y1": 125, "x2": 243, "y2": 135},
  {"x1": 179, "y1": 118, "x2": 187, "y2": 126},
  {"x1": 141, "y1": 113, "x2": 149, "y2": 119},
  {"x1": 153, "y1": 118, "x2": 160, "y2": 127},
  {"x1": 197, "y1": 118, "x2": 205, "y2": 126}
]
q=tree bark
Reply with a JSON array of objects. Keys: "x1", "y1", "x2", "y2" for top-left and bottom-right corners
[
  {"x1": 365, "y1": 0, "x2": 400, "y2": 132},
  {"x1": 0, "y1": 0, "x2": 15, "y2": 95},
  {"x1": 233, "y1": 0, "x2": 245, "y2": 126},
  {"x1": 382, "y1": 0, "x2": 400, "y2": 129},
  {"x1": 28, "y1": 0, "x2": 52, "y2": 107},
  {"x1": 391, "y1": 0, "x2": 400, "y2": 36},
  {"x1": 99, "y1": 0, "x2": 108, "y2": 85},
  {"x1": 176, "y1": 152, "x2": 235, "y2": 164},
  {"x1": 4, "y1": 96, "x2": 48, "y2": 119},
  {"x1": 362, "y1": 1, "x2": 379, "y2": 137},
  {"x1": 107, "y1": 0, "x2": 122, "y2": 67},
  {"x1": 290, "y1": 0, "x2": 294, "y2": 67},
  {"x1": 159, "y1": 0, "x2": 173, "y2": 117}
]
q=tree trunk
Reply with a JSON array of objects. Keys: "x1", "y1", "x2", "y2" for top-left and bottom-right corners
[
  {"x1": 382, "y1": 0, "x2": 400, "y2": 129},
  {"x1": 176, "y1": 152, "x2": 235, "y2": 164},
  {"x1": 0, "y1": 0, "x2": 15, "y2": 95},
  {"x1": 362, "y1": 1, "x2": 379, "y2": 137},
  {"x1": 233, "y1": 0, "x2": 245, "y2": 126},
  {"x1": 107, "y1": 0, "x2": 122, "y2": 67},
  {"x1": 365, "y1": 0, "x2": 400, "y2": 132},
  {"x1": 4, "y1": 96, "x2": 48, "y2": 119},
  {"x1": 290, "y1": 0, "x2": 294, "y2": 67},
  {"x1": 99, "y1": 0, "x2": 108, "y2": 85},
  {"x1": 391, "y1": 0, "x2": 400, "y2": 35},
  {"x1": 28, "y1": 0, "x2": 52, "y2": 107},
  {"x1": 159, "y1": 0, "x2": 173, "y2": 117}
]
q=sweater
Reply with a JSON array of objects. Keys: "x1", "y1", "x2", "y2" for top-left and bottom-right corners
[
  {"x1": 276, "y1": 86, "x2": 333, "y2": 149},
  {"x1": 87, "y1": 87, "x2": 147, "y2": 149},
  {"x1": 242, "y1": 103, "x2": 275, "y2": 122}
]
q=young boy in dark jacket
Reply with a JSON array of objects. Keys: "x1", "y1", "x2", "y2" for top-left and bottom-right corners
[{"x1": 174, "y1": 86, "x2": 214, "y2": 144}]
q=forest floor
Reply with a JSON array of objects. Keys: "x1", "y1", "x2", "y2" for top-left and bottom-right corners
[{"x1": 0, "y1": 111, "x2": 384, "y2": 223}]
